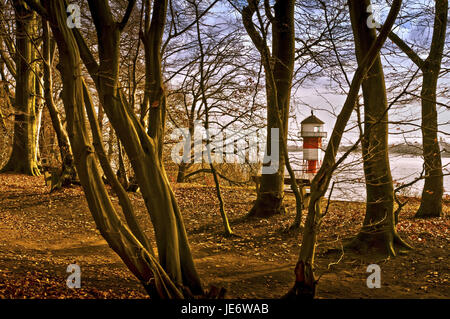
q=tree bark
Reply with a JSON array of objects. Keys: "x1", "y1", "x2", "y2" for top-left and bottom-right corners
[
  {"x1": 41, "y1": 0, "x2": 184, "y2": 299},
  {"x1": 416, "y1": 71, "x2": 444, "y2": 217},
  {"x1": 345, "y1": 0, "x2": 409, "y2": 256},
  {"x1": 141, "y1": 0, "x2": 166, "y2": 161},
  {"x1": 193, "y1": 1, "x2": 233, "y2": 236},
  {"x1": 415, "y1": 0, "x2": 447, "y2": 218},
  {"x1": 243, "y1": 0, "x2": 295, "y2": 218},
  {"x1": 284, "y1": 0, "x2": 404, "y2": 299},
  {"x1": 386, "y1": 1, "x2": 447, "y2": 218},
  {"x1": 42, "y1": 19, "x2": 76, "y2": 189},
  {"x1": 1, "y1": 0, "x2": 40, "y2": 176},
  {"x1": 176, "y1": 161, "x2": 187, "y2": 182}
]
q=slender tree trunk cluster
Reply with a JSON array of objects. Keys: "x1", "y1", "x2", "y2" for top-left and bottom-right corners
[{"x1": 24, "y1": 0, "x2": 204, "y2": 297}]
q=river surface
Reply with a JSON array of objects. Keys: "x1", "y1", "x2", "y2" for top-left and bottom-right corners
[{"x1": 290, "y1": 152, "x2": 450, "y2": 201}]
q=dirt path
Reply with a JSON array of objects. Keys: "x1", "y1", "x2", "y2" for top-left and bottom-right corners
[{"x1": 0, "y1": 174, "x2": 448, "y2": 298}]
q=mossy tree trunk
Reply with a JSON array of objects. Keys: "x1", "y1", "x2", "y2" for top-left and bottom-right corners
[
  {"x1": 242, "y1": 0, "x2": 295, "y2": 218},
  {"x1": 2, "y1": 0, "x2": 40, "y2": 176}
]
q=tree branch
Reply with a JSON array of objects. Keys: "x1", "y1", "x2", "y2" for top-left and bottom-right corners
[
  {"x1": 387, "y1": 31, "x2": 424, "y2": 69},
  {"x1": 118, "y1": 0, "x2": 137, "y2": 31}
]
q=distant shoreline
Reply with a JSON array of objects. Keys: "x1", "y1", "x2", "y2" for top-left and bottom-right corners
[{"x1": 288, "y1": 142, "x2": 450, "y2": 158}]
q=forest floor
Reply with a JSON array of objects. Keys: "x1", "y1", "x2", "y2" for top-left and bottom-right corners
[{"x1": 0, "y1": 173, "x2": 448, "y2": 299}]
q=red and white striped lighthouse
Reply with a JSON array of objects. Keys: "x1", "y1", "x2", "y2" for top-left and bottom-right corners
[{"x1": 301, "y1": 111, "x2": 327, "y2": 175}]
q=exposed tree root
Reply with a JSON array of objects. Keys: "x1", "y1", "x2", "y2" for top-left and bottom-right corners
[
  {"x1": 223, "y1": 232, "x2": 241, "y2": 239},
  {"x1": 344, "y1": 229, "x2": 413, "y2": 257},
  {"x1": 145, "y1": 280, "x2": 226, "y2": 300},
  {"x1": 1, "y1": 161, "x2": 41, "y2": 177},
  {"x1": 415, "y1": 203, "x2": 443, "y2": 218},
  {"x1": 247, "y1": 192, "x2": 285, "y2": 218},
  {"x1": 282, "y1": 261, "x2": 316, "y2": 300},
  {"x1": 44, "y1": 160, "x2": 79, "y2": 193}
]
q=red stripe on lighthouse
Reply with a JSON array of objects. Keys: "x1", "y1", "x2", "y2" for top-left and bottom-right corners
[
  {"x1": 307, "y1": 160, "x2": 318, "y2": 173},
  {"x1": 303, "y1": 137, "x2": 322, "y2": 149}
]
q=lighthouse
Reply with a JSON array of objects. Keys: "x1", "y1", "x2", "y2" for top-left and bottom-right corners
[{"x1": 300, "y1": 111, "x2": 327, "y2": 176}]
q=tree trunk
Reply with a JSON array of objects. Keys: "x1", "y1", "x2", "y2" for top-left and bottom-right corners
[
  {"x1": 42, "y1": 19, "x2": 76, "y2": 190},
  {"x1": 193, "y1": 2, "x2": 233, "y2": 236},
  {"x1": 117, "y1": 139, "x2": 129, "y2": 190},
  {"x1": 176, "y1": 162, "x2": 187, "y2": 183},
  {"x1": 1, "y1": 0, "x2": 39, "y2": 176},
  {"x1": 345, "y1": 0, "x2": 410, "y2": 256},
  {"x1": 284, "y1": 0, "x2": 404, "y2": 299},
  {"x1": 415, "y1": 0, "x2": 447, "y2": 218},
  {"x1": 416, "y1": 71, "x2": 443, "y2": 217},
  {"x1": 176, "y1": 120, "x2": 194, "y2": 183},
  {"x1": 73, "y1": 0, "x2": 203, "y2": 294},
  {"x1": 107, "y1": 123, "x2": 114, "y2": 162},
  {"x1": 386, "y1": 1, "x2": 447, "y2": 218},
  {"x1": 34, "y1": 70, "x2": 44, "y2": 165},
  {"x1": 141, "y1": 0, "x2": 166, "y2": 161},
  {"x1": 244, "y1": 0, "x2": 295, "y2": 218},
  {"x1": 43, "y1": 0, "x2": 184, "y2": 299}
]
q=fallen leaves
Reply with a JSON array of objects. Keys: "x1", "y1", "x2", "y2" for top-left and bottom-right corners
[{"x1": 0, "y1": 173, "x2": 448, "y2": 298}]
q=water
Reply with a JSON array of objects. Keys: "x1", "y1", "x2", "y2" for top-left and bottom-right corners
[{"x1": 290, "y1": 152, "x2": 450, "y2": 201}]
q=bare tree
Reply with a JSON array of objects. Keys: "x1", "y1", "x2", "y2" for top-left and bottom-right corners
[
  {"x1": 387, "y1": 0, "x2": 448, "y2": 217},
  {"x1": 240, "y1": 0, "x2": 296, "y2": 217},
  {"x1": 26, "y1": 0, "x2": 204, "y2": 298},
  {"x1": 285, "y1": 0, "x2": 403, "y2": 299}
]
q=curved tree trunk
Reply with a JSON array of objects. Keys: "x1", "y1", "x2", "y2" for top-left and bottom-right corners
[
  {"x1": 284, "y1": 0, "x2": 403, "y2": 299},
  {"x1": 42, "y1": 19, "x2": 76, "y2": 190},
  {"x1": 2, "y1": 0, "x2": 40, "y2": 176},
  {"x1": 42, "y1": 0, "x2": 185, "y2": 299},
  {"x1": 69, "y1": 0, "x2": 203, "y2": 295}
]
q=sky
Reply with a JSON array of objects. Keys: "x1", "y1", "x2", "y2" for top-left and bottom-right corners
[{"x1": 288, "y1": 0, "x2": 450, "y2": 146}]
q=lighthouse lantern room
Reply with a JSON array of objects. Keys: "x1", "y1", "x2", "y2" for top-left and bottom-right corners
[{"x1": 300, "y1": 111, "x2": 327, "y2": 176}]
